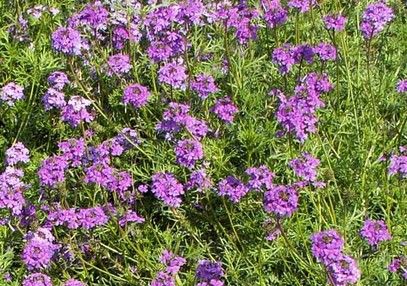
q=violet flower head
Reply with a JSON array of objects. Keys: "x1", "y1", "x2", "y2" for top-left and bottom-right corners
[
  {"x1": 38, "y1": 155, "x2": 69, "y2": 187},
  {"x1": 5, "y1": 142, "x2": 30, "y2": 165},
  {"x1": 245, "y1": 165, "x2": 274, "y2": 191},
  {"x1": 310, "y1": 230, "x2": 344, "y2": 265},
  {"x1": 262, "y1": 0, "x2": 288, "y2": 28},
  {"x1": 1, "y1": 82, "x2": 24, "y2": 106},
  {"x1": 185, "y1": 116, "x2": 209, "y2": 140},
  {"x1": 191, "y1": 74, "x2": 219, "y2": 99},
  {"x1": 22, "y1": 238, "x2": 59, "y2": 270},
  {"x1": 388, "y1": 256, "x2": 407, "y2": 279},
  {"x1": 151, "y1": 271, "x2": 175, "y2": 286},
  {"x1": 61, "y1": 96, "x2": 94, "y2": 127},
  {"x1": 160, "y1": 249, "x2": 186, "y2": 275},
  {"x1": 314, "y1": 43, "x2": 337, "y2": 61},
  {"x1": 196, "y1": 260, "x2": 224, "y2": 282},
  {"x1": 42, "y1": 88, "x2": 66, "y2": 110},
  {"x1": 211, "y1": 97, "x2": 239, "y2": 123},
  {"x1": 272, "y1": 44, "x2": 295, "y2": 74},
  {"x1": 22, "y1": 273, "x2": 53, "y2": 286},
  {"x1": 63, "y1": 279, "x2": 86, "y2": 286},
  {"x1": 174, "y1": 139, "x2": 204, "y2": 169},
  {"x1": 118, "y1": 210, "x2": 145, "y2": 226},
  {"x1": 388, "y1": 152, "x2": 407, "y2": 178},
  {"x1": 123, "y1": 83, "x2": 151, "y2": 108},
  {"x1": 151, "y1": 172, "x2": 184, "y2": 207},
  {"x1": 264, "y1": 185, "x2": 298, "y2": 217},
  {"x1": 52, "y1": 27, "x2": 88, "y2": 55},
  {"x1": 288, "y1": 0, "x2": 317, "y2": 13},
  {"x1": 360, "y1": 1, "x2": 394, "y2": 39},
  {"x1": 289, "y1": 153, "x2": 320, "y2": 182},
  {"x1": 396, "y1": 79, "x2": 407, "y2": 93},
  {"x1": 360, "y1": 219, "x2": 391, "y2": 246},
  {"x1": 48, "y1": 71, "x2": 70, "y2": 90},
  {"x1": 0, "y1": 167, "x2": 27, "y2": 215},
  {"x1": 158, "y1": 62, "x2": 188, "y2": 90},
  {"x1": 58, "y1": 137, "x2": 86, "y2": 167},
  {"x1": 107, "y1": 54, "x2": 131, "y2": 76},
  {"x1": 327, "y1": 254, "x2": 361, "y2": 286},
  {"x1": 77, "y1": 206, "x2": 109, "y2": 230},
  {"x1": 217, "y1": 176, "x2": 248, "y2": 203},
  {"x1": 323, "y1": 14, "x2": 347, "y2": 32},
  {"x1": 186, "y1": 169, "x2": 212, "y2": 192}
]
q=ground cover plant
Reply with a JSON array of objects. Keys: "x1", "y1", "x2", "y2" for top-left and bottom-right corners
[{"x1": 0, "y1": 0, "x2": 406, "y2": 285}]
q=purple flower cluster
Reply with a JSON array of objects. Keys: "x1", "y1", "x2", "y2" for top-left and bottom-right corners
[
  {"x1": 47, "y1": 71, "x2": 70, "y2": 90},
  {"x1": 22, "y1": 228, "x2": 59, "y2": 270},
  {"x1": 388, "y1": 147, "x2": 407, "y2": 178},
  {"x1": 211, "y1": 97, "x2": 239, "y2": 123},
  {"x1": 274, "y1": 72, "x2": 332, "y2": 142},
  {"x1": 360, "y1": 1, "x2": 394, "y2": 39},
  {"x1": 118, "y1": 210, "x2": 145, "y2": 227},
  {"x1": 191, "y1": 74, "x2": 219, "y2": 99},
  {"x1": 43, "y1": 88, "x2": 66, "y2": 110},
  {"x1": 0, "y1": 167, "x2": 27, "y2": 215},
  {"x1": 38, "y1": 155, "x2": 69, "y2": 187},
  {"x1": 123, "y1": 83, "x2": 151, "y2": 108},
  {"x1": 22, "y1": 273, "x2": 53, "y2": 286},
  {"x1": 263, "y1": 185, "x2": 298, "y2": 217},
  {"x1": 63, "y1": 279, "x2": 86, "y2": 286},
  {"x1": 261, "y1": 0, "x2": 288, "y2": 29},
  {"x1": 158, "y1": 61, "x2": 188, "y2": 90},
  {"x1": 289, "y1": 153, "x2": 324, "y2": 187},
  {"x1": 388, "y1": 256, "x2": 407, "y2": 280},
  {"x1": 61, "y1": 96, "x2": 94, "y2": 127},
  {"x1": 186, "y1": 169, "x2": 213, "y2": 192},
  {"x1": 323, "y1": 14, "x2": 347, "y2": 32},
  {"x1": 5, "y1": 142, "x2": 30, "y2": 165},
  {"x1": 245, "y1": 165, "x2": 274, "y2": 191},
  {"x1": 174, "y1": 139, "x2": 204, "y2": 169},
  {"x1": 396, "y1": 79, "x2": 407, "y2": 93},
  {"x1": 287, "y1": 0, "x2": 317, "y2": 13},
  {"x1": 311, "y1": 230, "x2": 360, "y2": 285},
  {"x1": 217, "y1": 176, "x2": 248, "y2": 203},
  {"x1": 0, "y1": 82, "x2": 24, "y2": 106},
  {"x1": 196, "y1": 259, "x2": 225, "y2": 286},
  {"x1": 360, "y1": 219, "x2": 391, "y2": 246},
  {"x1": 152, "y1": 250, "x2": 186, "y2": 286},
  {"x1": 51, "y1": 27, "x2": 88, "y2": 55},
  {"x1": 151, "y1": 172, "x2": 184, "y2": 207},
  {"x1": 47, "y1": 206, "x2": 109, "y2": 230}
]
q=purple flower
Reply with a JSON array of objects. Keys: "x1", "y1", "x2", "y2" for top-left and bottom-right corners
[
  {"x1": 63, "y1": 279, "x2": 86, "y2": 286},
  {"x1": 42, "y1": 88, "x2": 66, "y2": 110},
  {"x1": 191, "y1": 74, "x2": 219, "y2": 99},
  {"x1": 22, "y1": 273, "x2": 53, "y2": 286},
  {"x1": 123, "y1": 84, "x2": 151, "y2": 108},
  {"x1": 197, "y1": 280, "x2": 224, "y2": 286},
  {"x1": 288, "y1": 0, "x2": 317, "y2": 13},
  {"x1": 293, "y1": 44, "x2": 315, "y2": 64},
  {"x1": 0, "y1": 167, "x2": 27, "y2": 215},
  {"x1": 77, "y1": 206, "x2": 109, "y2": 230},
  {"x1": 211, "y1": 97, "x2": 239, "y2": 123},
  {"x1": 174, "y1": 139, "x2": 204, "y2": 169},
  {"x1": 264, "y1": 185, "x2": 298, "y2": 217},
  {"x1": 323, "y1": 14, "x2": 347, "y2": 31},
  {"x1": 61, "y1": 96, "x2": 94, "y2": 127},
  {"x1": 388, "y1": 153, "x2": 407, "y2": 178},
  {"x1": 107, "y1": 54, "x2": 131, "y2": 76},
  {"x1": 311, "y1": 230, "x2": 344, "y2": 264},
  {"x1": 47, "y1": 71, "x2": 70, "y2": 90},
  {"x1": 158, "y1": 62, "x2": 188, "y2": 90},
  {"x1": 245, "y1": 165, "x2": 274, "y2": 191},
  {"x1": 58, "y1": 138, "x2": 86, "y2": 167},
  {"x1": 5, "y1": 142, "x2": 30, "y2": 165},
  {"x1": 314, "y1": 43, "x2": 337, "y2": 61},
  {"x1": 272, "y1": 44, "x2": 296, "y2": 74},
  {"x1": 22, "y1": 238, "x2": 59, "y2": 270},
  {"x1": 360, "y1": 219, "x2": 391, "y2": 246},
  {"x1": 160, "y1": 249, "x2": 186, "y2": 275},
  {"x1": 196, "y1": 260, "x2": 224, "y2": 282},
  {"x1": 217, "y1": 176, "x2": 248, "y2": 203},
  {"x1": 388, "y1": 256, "x2": 407, "y2": 278},
  {"x1": 360, "y1": 2, "x2": 394, "y2": 39},
  {"x1": 151, "y1": 172, "x2": 184, "y2": 207},
  {"x1": 327, "y1": 254, "x2": 361, "y2": 286},
  {"x1": 186, "y1": 169, "x2": 212, "y2": 192},
  {"x1": 47, "y1": 207, "x2": 80, "y2": 229},
  {"x1": 119, "y1": 210, "x2": 145, "y2": 226},
  {"x1": 396, "y1": 79, "x2": 407, "y2": 93},
  {"x1": 289, "y1": 153, "x2": 320, "y2": 182},
  {"x1": 185, "y1": 117, "x2": 209, "y2": 140},
  {"x1": 261, "y1": 0, "x2": 288, "y2": 28},
  {"x1": 1, "y1": 82, "x2": 24, "y2": 106},
  {"x1": 151, "y1": 271, "x2": 175, "y2": 286},
  {"x1": 51, "y1": 27, "x2": 88, "y2": 55},
  {"x1": 38, "y1": 155, "x2": 68, "y2": 187}
]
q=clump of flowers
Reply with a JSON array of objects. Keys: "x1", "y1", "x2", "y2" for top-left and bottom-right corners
[
  {"x1": 360, "y1": 219, "x2": 391, "y2": 246},
  {"x1": 5, "y1": 142, "x2": 30, "y2": 166},
  {"x1": 217, "y1": 176, "x2": 248, "y2": 203},
  {"x1": 51, "y1": 27, "x2": 88, "y2": 55},
  {"x1": 191, "y1": 74, "x2": 219, "y2": 99},
  {"x1": 261, "y1": 0, "x2": 288, "y2": 29},
  {"x1": 61, "y1": 96, "x2": 94, "y2": 127},
  {"x1": 323, "y1": 14, "x2": 347, "y2": 31},
  {"x1": 186, "y1": 169, "x2": 213, "y2": 192},
  {"x1": 151, "y1": 172, "x2": 184, "y2": 207},
  {"x1": 245, "y1": 165, "x2": 274, "y2": 191},
  {"x1": 118, "y1": 210, "x2": 145, "y2": 227},
  {"x1": 42, "y1": 88, "x2": 66, "y2": 110},
  {"x1": 396, "y1": 79, "x2": 407, "y2": 93},
  {"x1": 123, "y1": 83, "x2": 151, "y2": 108},
  {"x1": 158, "y1": 61, "x2": 188, "y2": 90},
  {"x1": 263, "y1": 185, "x2": 298, "y2": 217},
  {"x1": 360, "y1": 1, "x2": 394, "y2": 39},
  {"x1": 196, "y1": 259, "x2": 225, "y2": 286},
  {"x1": 289, "y1": 153, "x2": 324, "y2": 188},
  {"x1": 0, "y1": 82, "x2": 24, "y2": 106},
  {"x1": 174, "y1": 139, "x2": 204, "y2": 169},
  {"x1": 151, "y1": 250, "x2": 186, "y2": 286},
  {"x1": 63, "y1": 279, "x2": 86, "y2": 286},
  {"x1": 22, "y1": 273, "x2": 53, "y2": 286},
  {"x1": 47, "y1": 206, "x2": 109, "y2": 230},
  {"x1": 0, "y1": 167, "x2": 27, "y2": 215},
  {"x1": 388, "y1": 147, "x2": 407, "y2": 178},
  {"x1": 288, "y1": 0, "x2": 317, "y2": 13},
  {"x1": 388, "y1": 256, "x2": 407, "y2": 281},
  {"x1": 47, "y1": 71, "x2": 70, "y2": 90},
  {"x1": 211, "y1": 97, "x2": 239, "y2": 123},
  {"x1": 107, "y1": 54, "x2": 131, "y2": 76},
  {"x1": 327, "y1": 254, "x2": 361, "y2": 286}
]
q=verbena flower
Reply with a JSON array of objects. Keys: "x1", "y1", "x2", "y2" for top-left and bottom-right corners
[
  {"x1": 61, "y1": 96, "x2": 94, "y2": 127},
  {"x1": 160, "y1": 249, "x2": 186, "y2": 275},
  {"x1": 42, "y1": 88, "x2": 66, "y2": 110},
  {"x1": 174, "y1": 139, "x2": 204, "y2": 169},
  {"x1": 51, "y1": 27, "x2": 88, "y2": 55},
  {"x1": 151, "y1": 172, "x2": 184, "y2": 207},
  {"x1": 263, "y1": 185, "x2": 298, "y2": 217},
  {"x1": 360, "y1": 1, "x2": 394, "y2": 39},
  {"x1": 288, "y1": 0, "x2": 317, "y2": 13},
  {"x1": 186, "y1": 169, "x2": 212, "y2": 192},
  {"x1": 196, "y1": 260, "x2": 224, "y2": 282},
  {"x1": 245, "y1": 165, "x2": 274, "y2": 191},
  {"x1": 323, "y1": 14, "x2": 347, "y2": 31},
  {"x1": 118, "y1": 210, "x2": 145, "y2": 226},
  {"x1": 327, "y1": 254, "x2": 361, "y2": 286},
  {"x1": 5, "y1": 142, "x2": 30, "y2": 165},
  {"x1": 388, "y1": 256, "x2": 407, "y2": 280},
  {"x1": 0, "y1": 167, "x2": 27, "y2": 215},
  {"x1": 217, "y1": 176, "x2": 248, "y2": 203},
  {"x1": 22, "y1": 273, "x2": 53, "y2": 286},
  {"x1": 360, "y1": 219, "x2": 391, "y2": 246},
  {"x1": 289, "y1": 153, "x2": 320, "y2": 182},
  {"x1": 47, "y1": 71, "x2": 70, "y2": 90},
  {"x1": 211, "y1": 97, "x2": 238, "y2": 123},
  {"x1": 396, "y1": 79, "x2": 407, "y2": 93},
  {"x1": 63, "y1": 279, "x2": 86, "y2": 286},
  {"x1": 311, "y1": 230, "x2": 344, "y2": 264},
  {"x1": 0, "y1": 82, "x2": 24, "y2": 106},
  {"x1": 191, "y1": 74, "x2": 219, "y2": 99},
  {"x1": 107, "y1": 54, "x2": 131, "y2": 76},
  {"x1": 38, "y1": 155, "x2": 69, "y2": 187},
  {"x1": 261, "y1": 0, "x2": 288, "y2": 28},
  {"x1": 22, "y1": 233, "x2": 59, "y2": 270},
  {"x1": 123, "y1": 83, "x2": 151, "y2": 108},
  {"x1": 158, "y1": 62, "x2": 188, "y2": 89},
  {"x1": 388, "y1": 151, "x2": 407, "y2": 178},
  {"x1": 314, "y1": 43, "x2": 337, "y2": 61}
]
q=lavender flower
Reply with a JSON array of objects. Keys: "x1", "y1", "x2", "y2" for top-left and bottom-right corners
[
  {"x1": 47, "y1": 71, "x2": 70, "y2": 90},
  {"x1": 360, "y1": 219, "x2": 391, "y2": 246},
  {"x1": 245, "y1": 165, "x2": 274, "y2": 191},
  {"x1": 327, "y1": 254, "x2": 361, "y2": 286},
  {"x1": 38, "y1": 155, "x2": 69, "y2": 187},
  {"x1": 388, "y1": 256, "x2": 407, "y2": 280},
  {"x1": 191, "y1": 74, "x2": 219, "y2": 99},
  {"x1": 288, "y1": 0, "x2": 317, "y2": 13},
  {"x1": 158, "y1": 62, "x2": 188, "y2": 89},
  {"x1": 311, "y1": 230, "x2": 344, "y2": 264},
  {"x1": 123, "y1": 84, "x2": 151, "y2": 108},
  {"x1": 107, "y1": 54, "x2": 131, "y2": 76},
  {"x1": 160, "y1": 249, "x2": 186, "y2": 275},
  {"x1": 217, "y1": 176, "x2": 248, "y2": 203},
  {"x1": 77, "y1": 206, "x2": 109, "y2": 230},
  {"x1": 58, "y1": 138, "x2": 86, "y2": 167},
  {"x1": 264, "y1": 185, "x2": 298, "y2": 217},
  {"x1": 5, "y1": 142, "x2": 30, "y2": 165},
  {"x1": 22, "y1": 238, "x2": 59, "y2": 270},
  {"x1": 186, "y1": 169, "x2": 212, "y2": 192},
  {"x1": 151, "y1": 271, "x2": 175, "y2": 286},
  {"x1": 63, "y1": 279, "x2": 86, "y2": 286},
  {"x1": 272, "y1": 44, "x2": 295, "y2": 74},
  {"x1": 211, "y1": 97, "x2": 238, "y2": 123},
  {"x1": 52, "y1": 27, "x2": 88, "y2": 55},
  {"x1": 314, "y1": 43, "x2": 337, "y2": 61},
  {"x1": 262, "y1": 0, "x2": 288, "y2": 28},
  {"x1": 360, "y1": 2, "x2": 394, "y2": 39},
  {"x1": 22, "y1": 273, "x2": 53, "y2": 286},
  {"x1": 61, "y1": 96, "x2": 94, "y2": 127},
  {"x1": 323, "y1": 14, "x2": 347, "y2": 31},
  {"x1": 388, "y1": 152, "x2": 407, "y2": 178},
  {"x1": 151, "y1": 172, "x2": 184, "y2": 207},
  {"x1": 0, "y1": 167, "x2": 27, "y2": 215},
  {"x1": 174, "y1": 139, "x2": 204, "y2": 169},
  {"x1": 396, "y1": 79, "x2": 407, "y2": 93},
  {"x1": 119, "y1": 210, "x2": 145, "y2": 226},
  {"x1": 42, "y1": 88, "x2": 66, "y2": 110},
  {"x1": 289, "y1": 153, "x2": 320, "y2": 182},
  {"x1": 196, "y1": 260, "x2": 224, "y2": 282},
  {"x1": 0, "y1": 82, "x2": 24, "y2": 106}
]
